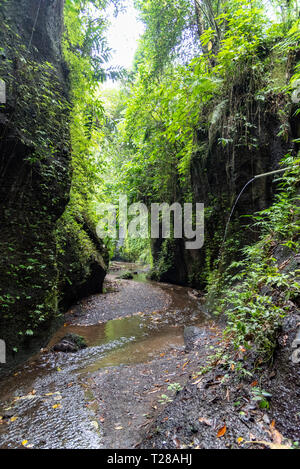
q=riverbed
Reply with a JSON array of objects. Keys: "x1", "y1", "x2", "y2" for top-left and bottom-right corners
[{"x1": 0, "y1": 262, "x2": 216, "y2": 449}]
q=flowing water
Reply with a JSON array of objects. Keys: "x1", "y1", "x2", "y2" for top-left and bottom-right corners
[{"x1": 0, "y1": 263, "x2": 208, "y2": 449}]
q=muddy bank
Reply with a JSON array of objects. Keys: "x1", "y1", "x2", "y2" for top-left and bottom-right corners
[
  {"x1": 141, "y1": 310, "x2": 300, "y2": 450},
  {"x1": 140, "y1": 367, "x2": 273, "y2": 450},
  {"x1": 260, "y1": 309, "x2": 300, "y2": 442}
]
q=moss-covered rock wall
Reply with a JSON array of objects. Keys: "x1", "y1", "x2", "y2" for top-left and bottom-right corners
[
  {"x1": 151, "y1": 50, "x2": 299, "y2": 289},
  {"x1": 0, "y1": 0, "x2": 107, "y2": 374}
]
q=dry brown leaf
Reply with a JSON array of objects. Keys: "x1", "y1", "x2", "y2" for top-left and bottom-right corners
[
  {"x1": 182, "y1": 360, "x2": 190, "y2": 370},
  {"x1": 217, "y1": 425, "x2": 227, "y2": 438},
  {"x1": 270, "y1": 424, "x2": 283, "y2": 445},
  {"x1": 192, "y1": 378, "x2": 202, "y2": 386}
]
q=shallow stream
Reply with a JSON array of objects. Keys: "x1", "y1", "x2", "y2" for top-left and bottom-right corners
[{"x1": 0, "y1": 262, "x2": 208, "y2": 449}]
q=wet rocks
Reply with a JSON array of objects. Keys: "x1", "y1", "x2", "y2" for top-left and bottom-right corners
[
  {"x1": 184, "y1": 326, "x2": 205, "y2": 352},
  {"x1": 53, "y1": 334, "x2": 87, "y2": 353}
]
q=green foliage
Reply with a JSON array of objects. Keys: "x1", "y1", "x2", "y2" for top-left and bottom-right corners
[
  {"x1": 158, "y1": 394, "x2": 173, "y2": 404},
  {"x1": 1, "y1": 0, "x2": 299, "y2": 362},
  {"x1": 0, "y1": 5, "x2": 71, "y2": 349},
  {"x1": 113, "y1": 0, "x2": 299, "y2": 211},
  {"x1": 167, "y1": 382, "x2": 183, "y2": 393},
  {"x1": 0, "y1": 22, "x2": 70, "y2": 164},
  {"x1": 150, "y1": 238, "x2": 178, "y2": 281},
  {"x1": 251, "y1": 387, "x2": 272, "y2": 409},
  {"x1": 0, "y1": 0, "x2": 113, "y2": 354},
  {"x1": 213, "y1": 157, "x2": 300, "y2": 363},
  {"x1": 119, "y1": 271, "x2": 134, "y2": 279},
  {"x1": 98, "y1": 0, "x2": 298, "y2": 293},
  {"x1": 120, "y1": 237, "x2": 152, "y2": 264},
  {"x1": 134, "y1": 0, "x2": 198, "y2": 74}
]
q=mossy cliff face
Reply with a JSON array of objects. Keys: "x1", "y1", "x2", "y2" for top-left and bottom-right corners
[
  {"x1": 56, "y1": 209, "x2": 109, "y2": 312},
  {"x1": 151, "y1": 53, "x2": 299, "y2": 288},
  {"x1": 0, "y1": 0, "x2": 107, "y2": 373},
  {"x1": 188, "y1": 93, "x2": 295, "y2": 287}
]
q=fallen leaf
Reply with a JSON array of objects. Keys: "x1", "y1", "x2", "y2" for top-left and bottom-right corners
[
  {"x1": 237, "y1": 437, "x2": 244, "y2": 445},
  {"x1": 115, "y1": 426, "x2": 123, "y2": 430},
  {"x1": 251, "y1": 380, "x2": 258, "y2": 387},
  {"x1": 10, "y1": 416, "x2": 18, "y2": 422},
  {"x1": 20, "y1": 395, "x2": 36, "y2": 401},
  {"x1": 52, "y1": 404, "x2": 61, "y2": 409},
  {"x1": 22, "y1": 440, "x2": 28, "y2": 447},
  {"x1": 269, "y1": 424, "x2": 283, "y2": 445},
  {"x1": 217, "y1": 425, "x2": 227, "y2": 438},
  {"x1": 192, "y1": 378, "x2": 202, "y2": 385},
  {"x1": 91, "y1": 421, "x2": 99, "y2": 430}
]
